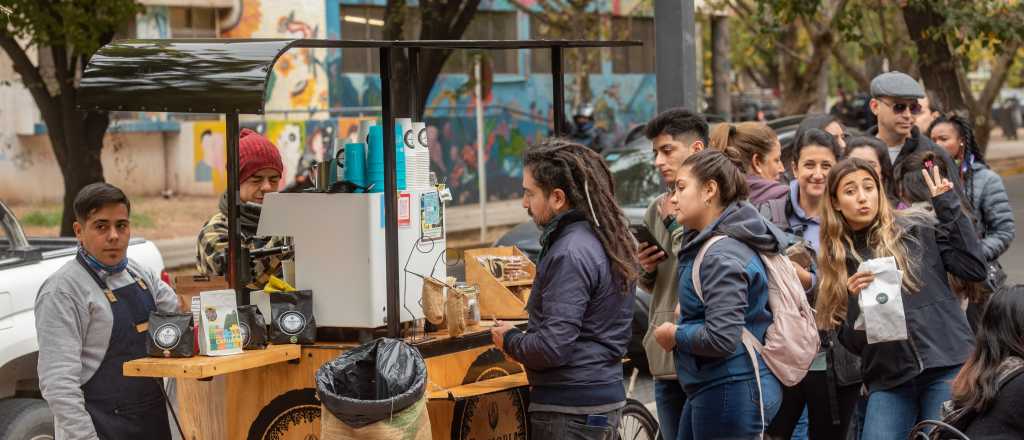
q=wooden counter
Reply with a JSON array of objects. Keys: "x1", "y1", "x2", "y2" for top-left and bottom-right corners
[
  {"x1": 123, "y1": 344, "x2": 300, "y2": 379},
  {"x1": 124, "y1": 324, "x2": 529, "y2": 440}
]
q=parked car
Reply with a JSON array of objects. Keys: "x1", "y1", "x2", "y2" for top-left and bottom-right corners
[{"x1": 0, "y1": 200, "x2": 168, "y2": 440}]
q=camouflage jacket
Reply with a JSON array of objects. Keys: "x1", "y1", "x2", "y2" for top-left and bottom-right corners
[{"x1": 196, "y1": 212, "x2": 285, "y2": 290}]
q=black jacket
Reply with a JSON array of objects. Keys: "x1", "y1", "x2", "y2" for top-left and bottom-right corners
[
  {"x1": 839, "y1": 192, "x2": 987, "y2": 392},
  {"x1": 869, "y1": 126, "x2": 964, "y2": 195},
  {"x1": 503, "y1": 211, "x2": 635, "y2": 407}
]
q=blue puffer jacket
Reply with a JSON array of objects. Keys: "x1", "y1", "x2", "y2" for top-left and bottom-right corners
[
  {"x1": 673, "y1": 201, "x2": 787, "y2": 394},
  {"x1": 503, "y1": 210, "x2": 635, "y2": 408}
]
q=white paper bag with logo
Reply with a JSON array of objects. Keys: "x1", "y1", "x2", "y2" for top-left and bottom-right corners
[{"x1": 855, "y1": 256, "x2": 908, "y2": 344}]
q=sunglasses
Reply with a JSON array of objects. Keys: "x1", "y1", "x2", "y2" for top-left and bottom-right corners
[{"x1": 878, "y1": 99, "x2": 923, "y2": 115}]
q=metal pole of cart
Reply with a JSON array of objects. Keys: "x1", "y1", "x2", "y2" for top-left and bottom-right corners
[
  {"x1": 475, "y1": 56, "x2": 487, "y2": 243},
  {"x1": 408, "y1": 47, "x2": 421, "y2": 121},
  {"x1": 551, "y1": 46, "x2": 566, "y2": 136},
  {"x1": 226, "y1": 113, "x2": 243, "y2": 303},
  {"x1": 380, "y1": 46, "x2": 402, "y2": 339}
]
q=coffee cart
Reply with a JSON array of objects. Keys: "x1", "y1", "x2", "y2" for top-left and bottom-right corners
[{"x1": 77, "y1": 38, "x2": 641, "y2": 440}]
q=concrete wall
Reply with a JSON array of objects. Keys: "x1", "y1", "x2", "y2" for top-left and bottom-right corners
[{"x1": 0, "y1": 129, "x2": 170, "y2": 204}]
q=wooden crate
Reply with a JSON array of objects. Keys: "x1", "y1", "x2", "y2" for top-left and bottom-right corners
[
  {"x1": 464, "y1": 247, "x2": 535, "y2": 320},
  {"x1": 173, "y1": 274, "x2": 228, "y2": 313}
]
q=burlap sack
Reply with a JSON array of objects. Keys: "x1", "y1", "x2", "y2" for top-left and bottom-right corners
[
  {"x1": 446, "y1": 289, "x2": 466, "y2": 337},
  {"x1": 421, "y1": 277, "x2": 445, "y2": 325},
  {"x1": 321, "y1": 396, "x2": 431, "y2": 440}
]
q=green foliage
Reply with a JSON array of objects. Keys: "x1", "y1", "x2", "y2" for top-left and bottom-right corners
[
  {"x1": 0, "y1": 0, "x2": 140, "y2": 54},
  {"x1": 913, "y1": 0, "x2": 1024, "y2": 53},
  {"x1": 20, "y1": 208, "x2": 154, "y2": 229},
  {"x1": 21, "y1": 210, "x2": 61, "y2": 227}
]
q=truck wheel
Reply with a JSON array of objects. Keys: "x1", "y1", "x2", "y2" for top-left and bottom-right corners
[{"x1": 0, "y1": 398, "x2": 55, "y2": 440}]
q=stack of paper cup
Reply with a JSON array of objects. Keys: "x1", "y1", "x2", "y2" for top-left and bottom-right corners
[
  {"x1": 407, "y1": 122, "x2": 431, "y2": 190},
  {"x1": 366, "y1": 125, "x2": 384, "y2": 193}
]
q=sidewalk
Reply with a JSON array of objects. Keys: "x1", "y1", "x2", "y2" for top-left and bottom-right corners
[{"x1": 985, "y1": 136, "x2": 1024, "y2": 176}]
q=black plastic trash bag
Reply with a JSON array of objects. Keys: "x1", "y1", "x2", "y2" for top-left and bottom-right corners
[{"x1": 315, "y1": 338, "x2": 427, "y2": 429}]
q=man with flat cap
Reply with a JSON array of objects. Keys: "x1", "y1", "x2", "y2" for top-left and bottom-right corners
[{"x1": 867, "y1": 71, "x2": 961, "y2": 184}]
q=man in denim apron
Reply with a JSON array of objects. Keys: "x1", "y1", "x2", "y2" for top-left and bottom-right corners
[{"x1": 36, "y1": 183, "x2": 179, "y2": 440}]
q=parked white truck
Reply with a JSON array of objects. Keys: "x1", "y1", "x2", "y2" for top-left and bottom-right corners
[{"x1": 0, "y1": 200, "x2": 168, "y2": 440}]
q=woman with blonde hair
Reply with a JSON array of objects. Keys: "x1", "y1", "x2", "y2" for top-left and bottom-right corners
[
  {"x1": 710, "y1": 122, "x2": 787, "y2": 204},
  {"x1": 815, "y1": 158, "x2": 987, "y2": 440}
]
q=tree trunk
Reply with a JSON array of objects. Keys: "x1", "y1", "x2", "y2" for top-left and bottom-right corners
[
  {"x1": 49, "y1": 104, "x2": 109, "y2": 235},
  {"x1": 384, "y1": 0, "x2": 480, "y2": 118},
  {"x1": 710, "y1": 14, "x2": 732, "y2": 120},
  {"x1": 902, "y1": 1, "x2": 967, "y2": 113}
]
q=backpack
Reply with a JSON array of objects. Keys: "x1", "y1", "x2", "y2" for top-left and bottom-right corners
[{"x1": 692, "y1": 235, "x2": 820, "y2": 434}]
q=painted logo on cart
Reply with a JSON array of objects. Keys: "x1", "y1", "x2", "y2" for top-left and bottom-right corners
[
  {"x1": 247, "y1": 388, "x2": 320, "y2": 440},
  {"x1": 452, "y1": 348, "x2": 528, "y2": 440}
]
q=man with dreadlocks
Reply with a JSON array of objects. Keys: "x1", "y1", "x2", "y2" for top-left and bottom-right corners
[{"x1": 491, "y1": 138, "x2": 639, "y2": 437}]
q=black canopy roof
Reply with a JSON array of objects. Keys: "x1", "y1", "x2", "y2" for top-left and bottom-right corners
[{"x1": 78, "y1": 38, "x2": 640, "y2": 114}]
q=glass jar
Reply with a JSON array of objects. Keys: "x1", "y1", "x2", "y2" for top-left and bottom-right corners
[{"x1": 455, "y1": 282, "x2": 481, "y2": 327}]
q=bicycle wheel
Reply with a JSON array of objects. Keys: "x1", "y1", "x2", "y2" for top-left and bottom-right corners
[{"x1": 618, "y1": 398, "x2": 662, "y2": 440}]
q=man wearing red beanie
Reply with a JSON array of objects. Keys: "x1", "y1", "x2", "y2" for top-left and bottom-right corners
[{"x1": 196, "y1": 128, "x2": 290, "y2": 289}]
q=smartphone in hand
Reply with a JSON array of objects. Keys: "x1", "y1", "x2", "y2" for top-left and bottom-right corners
[{"x1": 629, "y1": 224, "x2": 667, "y2": 256}]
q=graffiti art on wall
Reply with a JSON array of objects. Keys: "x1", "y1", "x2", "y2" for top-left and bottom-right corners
[
  {"x1": 299, "y1": 119, "x2": 337, "y2": 175},
  {"x1": 264, "y1": 121, "x2": 306, "y2": 182},
  {"x1": 222, "y1": 0, "x2": 329, "y2": 112},
  {"x1": 193, "y1": 121, "x2": 228, "y2": 194},
  {"x1": 136, "y1": 6, "x2": 170, "y2": 39},
  {"x1": 329, "y1": 71, "x2": 656, "y2": 205}
]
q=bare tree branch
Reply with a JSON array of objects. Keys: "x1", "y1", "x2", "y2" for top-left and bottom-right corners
[
  {"x1": 977, "y1": 42, "x2": 1021, "y2": 109},
  {"x1": 831, "y1": 44, "x2": 871, "y2": 89}
]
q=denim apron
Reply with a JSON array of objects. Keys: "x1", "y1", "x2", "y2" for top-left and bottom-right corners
[{"x1": 76, "y1": 254, "x2": 171, "y2": 440}]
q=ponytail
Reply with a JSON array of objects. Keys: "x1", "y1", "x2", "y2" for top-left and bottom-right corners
[
  {"x1": 682, "y1": 149, "x2": 750, "y2": 206},
  {"x1": 708, "y1": 122, "x2": 778, "y2": 174}
]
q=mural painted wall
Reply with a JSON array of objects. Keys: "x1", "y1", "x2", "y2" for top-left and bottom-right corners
[
  {"x1": 136, "y1": 6, "x2": 170, "y2": 38},
  {"x1": 127, "y1": 0, "x2": 658, "y2": 206},
  {"x1": 193, "y1": 121, "x2": 228, "y2": 194},
  {"x1": 331, "y1": 72, "x2": 657, "y2": 205},
  {"x1": 222, "y1": 0, "x2": 331, "y2": 112}
]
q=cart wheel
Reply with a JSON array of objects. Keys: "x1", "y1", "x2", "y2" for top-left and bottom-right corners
[
  {"x1": 246, "y1": 388, "x2": 320, "y2": 440},
  {"x1": 618, "y1": 398, "x2": 661, "y2": 440}
]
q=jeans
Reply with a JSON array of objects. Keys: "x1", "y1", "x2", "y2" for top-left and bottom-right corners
[
  {"x1": 792, "y1": 408, "x2": 809, "y2": 440},
  {"x1": 678, "y1": 373, "x2": 782, "y2": 440},
  {"x1": 531, "y1": 408, "x2": 623, "y2": 440},
  {"x1": 767, "y1": 371, "x2": 860, "y2": 440},
  {"x1": 655, "y1": 379, "x2": 687, "y2": 440},
  {"x1": 861, "y1": 365, "x2": 961, "y2": 440}
]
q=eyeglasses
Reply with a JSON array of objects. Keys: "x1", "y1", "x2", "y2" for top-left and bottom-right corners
[{"x1": 878, "y1": 99, "x2": 923, "y2": 115}]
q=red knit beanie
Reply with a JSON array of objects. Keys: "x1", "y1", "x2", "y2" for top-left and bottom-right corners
[{"x1": 238, "y1": 128, "x2": 284, "y2": 183}]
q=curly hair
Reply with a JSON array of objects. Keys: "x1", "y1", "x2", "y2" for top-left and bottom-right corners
[
  {"x1": 523, "y1": 138, "x2": 640, "y2": 288},
  {"x1": 928, "y1": 113, "x2": 984, "y2": 210}
]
